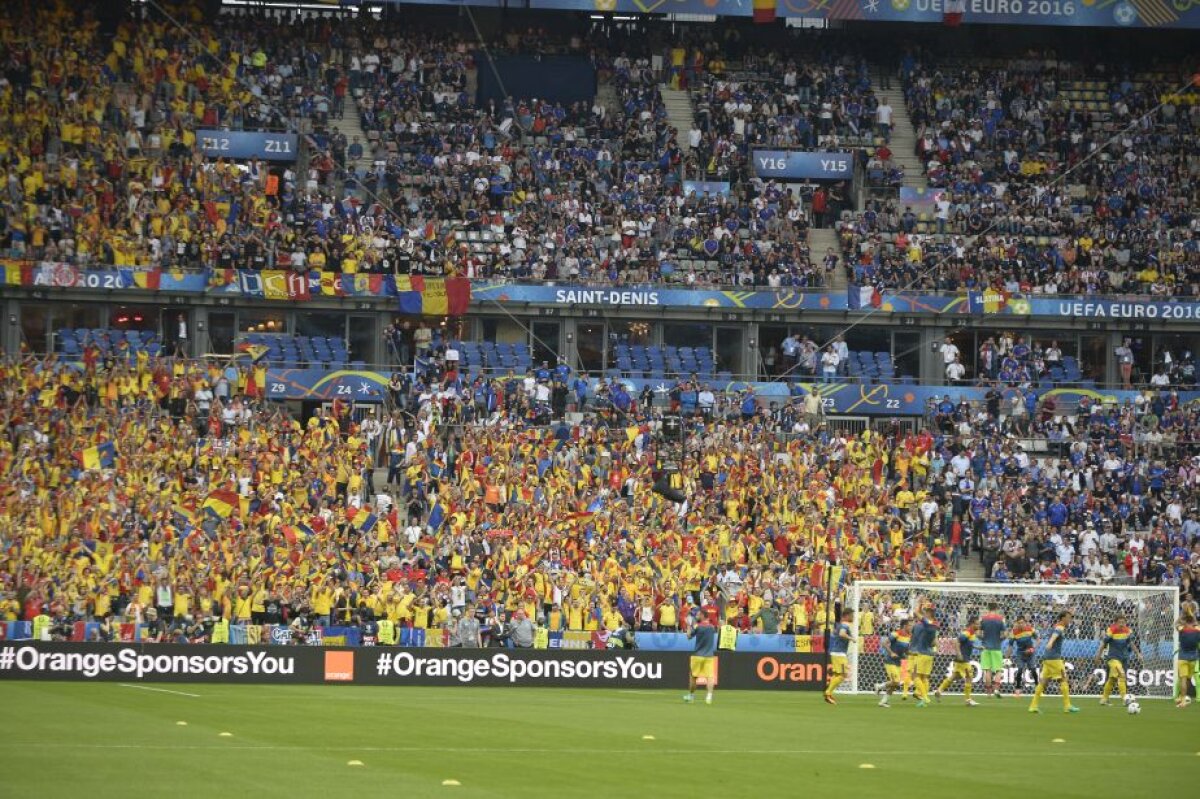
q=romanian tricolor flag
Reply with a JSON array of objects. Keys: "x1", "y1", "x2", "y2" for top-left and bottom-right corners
[
  {"x1": 236, "y1": 342, "x2": 269, "y2": 362},
  {"x1": 753, "y1": 0, "x2": 776, "y2": 23},
  {"x1": 281, "y1": 524, "x2": 313, "y2": 546},
  {"x1": 77, "y1": 442, "x2": 116, "y2": 470},
  {"x1": 351, "y1": 508, "x2": 377, "y2": 533},
  {"x1": 2, "y1": 260, "x2": 27, "y2": 286},
  {"x1": 119, "y1": 269, "x2": 161, "y2": 290},
  {"x1": 395, "y1": 276, "x2": 471, "y2": 317},
  {"x1": 201, "y1": 489, "x2": 239, "y2": 520}
]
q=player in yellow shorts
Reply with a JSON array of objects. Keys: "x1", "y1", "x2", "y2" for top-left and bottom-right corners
[
  {"x1": 684, "y1": 615, "x2": 718, "y2": 705},
  {"x1": 873, "y1": 618, "x2": 912, "y2": 708},
  {"x1": 935, "y1": 618, "x2": 980, "y2": 706},
  {"x1": 1098, "y1": 613, "x2": 1133, "y2": 706},
  {"x1": 907, "y1": 605, "x2": 940, "y2": 706},
  {"x1": 1030, "y1": 610, "x2": 1079, "y2": 714},
  {"x1": 824, "y1": 610, "x2": 854, "y2": 705},
  {"x1": 1176, "y1": 609, "x2": 1199, "y2": 708}
]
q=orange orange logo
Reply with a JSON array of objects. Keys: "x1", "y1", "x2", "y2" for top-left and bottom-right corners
[{"x1": 324, "y1": 650, "x2": 354, "y2": 682}]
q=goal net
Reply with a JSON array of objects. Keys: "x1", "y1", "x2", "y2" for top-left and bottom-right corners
[{"x1": 847, "y1": 582, "x2": 1179, "y2": 699}]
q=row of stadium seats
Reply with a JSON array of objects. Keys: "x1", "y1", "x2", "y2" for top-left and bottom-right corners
[{"x1": 56, "y1": 328, "x2": 162, "y2": 358}]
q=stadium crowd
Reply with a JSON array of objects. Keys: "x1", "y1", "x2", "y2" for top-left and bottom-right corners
[
  {"x1": 0, "y1": 3, "x2": 826, "y2": 289},
  {"x1": 2, "y1": 348, "x2": 1198, "y2": 646},
  {"x1": 837, "y1": 52, "x2": 1199, "y2": 299}
]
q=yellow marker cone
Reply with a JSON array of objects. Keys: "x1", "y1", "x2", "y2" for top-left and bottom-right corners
[
  {"x1": 859, "y1": 764, "x2": 876, "y2": 769},
  {"x1": 347, "y1": 761, "x2": 364, "y2": 767},
  {"x1": 442, "y1": 780, "x2": 461, "y2": 787},
  {"x1": 642, "y1": 735, "x2": 656, "y2": 740},
  {"x1": 176, "y1": 721, "x2": 188, "y2": 726},
  {"x1": 1051, "y1": 738, "x2": 1066, "y2": 743},
  {"x1": 219, "y1": 732, "x2": 233, "y2": 737}
]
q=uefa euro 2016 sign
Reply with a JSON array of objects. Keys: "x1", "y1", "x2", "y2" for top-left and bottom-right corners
[{"x1": 752, "y1": 151, "x2": 855, "y2": 181}]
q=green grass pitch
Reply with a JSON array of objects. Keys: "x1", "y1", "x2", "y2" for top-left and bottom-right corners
[{"x1": 0, "y1": 683, "x2": 1195, "y2": 798}]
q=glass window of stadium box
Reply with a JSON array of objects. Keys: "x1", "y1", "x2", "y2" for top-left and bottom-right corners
[
  {"x1": 715, "y1": 326, "x2": 744, "y2": 377},
  {"x1": 531, "y1": 321, "x2": 561, "y2": 367},
  {"x1": 575, "y1": 322, "x2": 605, "y2": 375},
  {"x1": 239, "y1": 310, "x2": 287, "y2": 336},
  {"x1": 206, "y1": 312, "x2": 235, "y2": 355},
  {"x1": 108, "y1": 305, "x2": 159, "y2": 336},
  {"x1": 297, "y1": 312, "x2": 344, "y2": 343},
  {"x1": 348, "y1": 314, "x2": 378, "y2": 365},
  {"x1": 1146, "y1": 333, "x2": 1200, "y2": 387},
  {"x1": 480, "y1": 316, "x2": 527, "y2": 345},
  {"x1": 20, "y1": 303, "x2": 51, "y2": 352},
  {"x1": 33, "y1": 302, "x2": 104, "y2": 355}
]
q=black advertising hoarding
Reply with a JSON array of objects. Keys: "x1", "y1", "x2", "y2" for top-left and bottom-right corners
[
  {"x1": 0, "y1": 641, "x2": 825, "y2": 691},
  {"x1": 0, "y1": 641, "x2": 320, "y2": 684}
]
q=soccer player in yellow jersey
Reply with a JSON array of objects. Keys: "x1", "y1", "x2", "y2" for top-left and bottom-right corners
[
  {"x1": 1097, "y1": 612, "x2": 1133, "y2": 707},
  {"x1": 935, "y1": 618, "x2": 981, "y2": 706},
  {"x1": 1029, "y1": 610, "x2": 1080, "y2": 714},
  {"x1": 823, "y1": 610, "x2": 854, "y2": 705},
  {"x1": 1175, "y1": 609, "x2": 1199, "y2": 708}
]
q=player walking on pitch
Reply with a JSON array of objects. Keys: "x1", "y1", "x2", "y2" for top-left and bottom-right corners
[
  {"x1": 824, "y1": 609, "x2": 854, "y2": 705},
  {"x1": 1176, "y1": 609, "x2": 1199, "y2": 708},
  {"x1": 935, "y1": 617, "x2": 981, "y2": 706},
  {"x1": 979, "y1": 603, "x2": 1006, "y2": 697},
  {"x1": 1029, "y1": 610, "x2": 1080, "y2": 714},
  {"x1": 1098, "y1": 612, "x2": 1133, "y2": 706},
  {"x1": 684, "y1": 611, "x2": 718, "y2": 705},
  {"x1": 1008, "y1": 615, "x2": 1038, "y2": 696},
  {"x1": 874, "y1": 618, "x2": 912, "y2": 708},
  {"x1": 908, "y1": 605, "x2": 939, "y2": 708}
]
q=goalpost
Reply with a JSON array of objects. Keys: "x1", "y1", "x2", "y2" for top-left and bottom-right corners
[{"x1": 847, "y1": 582, "x2": 1180, "y2": 699}]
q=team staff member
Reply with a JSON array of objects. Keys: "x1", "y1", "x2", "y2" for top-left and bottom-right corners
[
  {"x1": 1098, "y1": 612, "x2": 1133, "y2": 706},
  {"x1": 684, "y1": 612, "x2": 718, "y2": 705},
  {"x1": 1176, "y1": 609, "x2": 1199, "y2": 708},
  {"x1": 935, "y1": 617, "x2": 981, "y2": 706},
  {"x1": 1029, "y1": 610, "x2": 1080, "y2": 714},
  {"x1": 823, "y1": 609, "x2": 854, "y2": 705}
]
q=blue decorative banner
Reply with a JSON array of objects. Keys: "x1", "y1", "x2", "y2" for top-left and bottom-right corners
[
  {"x1": 262, "y1": 365, "x2": 1200, "y2": 416},
  {"x1": 196, "y1": 130, "x2": 299, "y2": 162},
  {"x1": 15, "y1": 264, "x2": 1200, "y2": 321},
  {"x1": 752, "y1": 150, "x2": 855, "y2": 180},
  {"x1": 775, "y1": 0, "x2": 1200, "y2": 29},
  {"x1": 512, "y1": 0, "x2": 1200, "y2": 28}
]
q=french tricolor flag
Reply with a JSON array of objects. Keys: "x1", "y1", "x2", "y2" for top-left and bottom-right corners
[
  {"x1": 847, "y1": 283, "x2": 882, "y2": 310},
  {"x1": 944, "y1": 0, "x2": 966, "y2": 26}
]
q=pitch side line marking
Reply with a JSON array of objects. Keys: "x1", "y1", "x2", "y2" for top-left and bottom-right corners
[
  {"x1": 118, "y1": 684, "x2": 201, "y2": 698},
  {"x1": 0, "y1": 744, "x2": 1190, "y2": 758}
]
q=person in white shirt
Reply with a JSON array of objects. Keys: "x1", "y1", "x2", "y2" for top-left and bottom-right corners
[
  {"x1": 940, "y1": 340, "x2": 960, "y2": 365},
  {"x1": 820, "y1": 348, "x2": 840, "y2": 382},
  {"x1": 875, "y1": 101, "x2": 893, "y2": 141},
  {"x1": 946, "y1": 358, "x2": 966, "y2": 382}
]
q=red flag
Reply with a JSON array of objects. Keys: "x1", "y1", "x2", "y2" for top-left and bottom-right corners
[
  {"x1": 752, "y1": 0, "x2": 776, "y2": 22},
  {"x1": 943, "y1": 0, "x2": 965, "y2": 25},
  {"x1": 445, "y1": 277, "x2": 472, "y2": 316}
]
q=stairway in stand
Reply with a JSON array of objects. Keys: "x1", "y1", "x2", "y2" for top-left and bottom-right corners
[
  {"x1": 336, "y1": 95, "x2": 372, "y2": 179},
  {"x1": 871, "y1": 69, "x2": 927, "y2": 191},
  {"x1": 808, "y1": 227, "x2": 845, "y2": 290},
  {"x1": 660, "y1": 86, "x2": 695, "y2": 152},
  {"x1": 955, "y1": 557, "x2": 989, "y2": 582}
]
